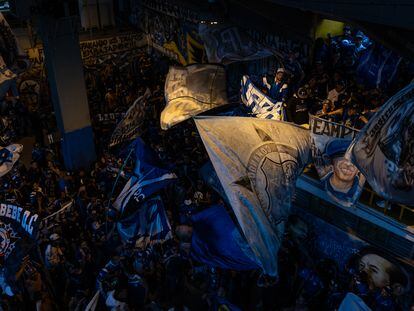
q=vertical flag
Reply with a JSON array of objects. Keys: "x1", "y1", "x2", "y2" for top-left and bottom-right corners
[
  {"x1": 113, "y1": 138, "x2": 177, "y2": 212},
  {"x1": 348, "y1": 83, "x2": 414, "y2": 205},
  {"x1": 195, "y1": 116, "x2": 310, "y2": 276}
]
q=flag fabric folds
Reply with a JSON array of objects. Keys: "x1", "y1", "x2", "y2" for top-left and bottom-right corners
[
  {"x1": 0, "y1": 202, "x2": 39, "y2": 279},
  {"x1": 356, "y1": 45, "x2": 402, "y2": 90},
  {"x1": 109, "y1": 88, "x2": 151, "y2": 147},
  {"x1": 0, "y1": 67, "x2": 17, "y2": 98},
  {"x1": 348, "y1": 83, "x2": 414, "y2": 205},
  {"x1": 309, "y1": 115, "x2": 365, "y2": 207},
  {"x1": 161, "y1": 64, "x2": 228, "y2": 130},
  {"x1": 117, "y1": 195, "x2": 172, "y2": 247},
  {"x1": 190, "y1": 204, "x2": 259, "y2": 271},
  {"x1": 198, "y1": 24, "x2": 273, "y2": 64},
  {"x1": 113, "y1": 138, "x2": 177, "y2": 212},
  {"x1": 0, "y1": 144, "x2": 23, "y2": 178},
  {"x1": 195, "y1": 116, "x2": 311, "y2": 276},
  {"x1": 199, "y1": 161, "x2": 228, "y2": 203},
  {"x1": 241, "y1": 76, "x2": 284, "y2": 120}
]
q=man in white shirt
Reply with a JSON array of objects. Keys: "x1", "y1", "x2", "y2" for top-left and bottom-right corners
[{"x1": 326, "y1": 80, "x2": 346, "y2": 108}]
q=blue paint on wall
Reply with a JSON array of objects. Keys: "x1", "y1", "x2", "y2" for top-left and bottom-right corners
[{"x1": 61, "y1": 126, "x2": 96, "y2": 171}]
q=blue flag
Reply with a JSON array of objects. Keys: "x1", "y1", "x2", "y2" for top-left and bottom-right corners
[
  {"x1": 199, "y1": 162, "x2": 228, "y2": 203},
  {"x1": 117, "y1": 195, "x2": 172, "y2": 247},
  {"x1": 114, "y1": 138, "x2": 177, "y2": 212},
  {"x1": 190, "y1": 205, "x2": 259, "y2": 271}
]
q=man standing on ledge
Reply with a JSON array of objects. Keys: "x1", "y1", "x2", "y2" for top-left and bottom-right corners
[{"x1": 262, "y1": 68, "x2": 289, "y2": 102}]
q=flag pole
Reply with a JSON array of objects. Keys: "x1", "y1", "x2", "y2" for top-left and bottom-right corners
[{"x1": 105, "y1": 146, "x2": 134, "y2": 235}]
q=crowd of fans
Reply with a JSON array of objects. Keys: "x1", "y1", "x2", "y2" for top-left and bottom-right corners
[
  {"x1": 0, "y1": 25, "x2": 413, "y2": 311},
  {"x1": 259, "y1": 26, "x2": 412, "y2": 130}
]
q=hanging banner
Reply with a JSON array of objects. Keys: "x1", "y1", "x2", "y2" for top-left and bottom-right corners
[
  {"x1": 310, "y1": 115, "x2": 365, "y2": 207},
  {"x1": 79, "y1": 33, "x2": 146, "y2": 60},
  {"x1": 199, "y1": 24, "x2": 273, "y2": 65},
  {"x1": 162, "y1": 64, "x2": 228, "y2": 129},
  {"x1": 109, "y1": 89, "x2": 151, "y2": 147},
  {"x1": 241, "y1": 75, "x2": 284, "y2": 120},
  {"x1": 141, "y1": 0, "x2": 200, "y2": 22},
  {"x1": 195, "y1": 116, "x2": 311, "y2": 277},
  {"x1": 348, "y1": 83, "x2": 414, "y2": 205},
  {"x1": 95, "y1": 113, "x2": 125, "y2": 125},
  {"x1": 0, "y1": 203, "x2": 39, "y2": 277}
]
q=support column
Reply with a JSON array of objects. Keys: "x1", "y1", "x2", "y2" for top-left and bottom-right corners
[{"x1": 38, "y1": 16, "x2": 96, "y2": 170}]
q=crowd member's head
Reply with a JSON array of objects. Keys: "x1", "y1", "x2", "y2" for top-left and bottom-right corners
[
  {"x1": 356, "y1": 247, "x2": 409, "y2": 296},
  {"x1": 335, "y1": 79, "x2": 346, "y2": 93},
  {"x1": 275, "y1": 68, "x2": 285, "y2": 83}
]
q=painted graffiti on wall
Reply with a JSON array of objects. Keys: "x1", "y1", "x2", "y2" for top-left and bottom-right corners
[
  {"x1": 247, "y1": 28, "x2": 310, "y2": 65},
  {"x1": 141, "y1": 0, "x2": 199, "y2": 23},
  {"x1": 80, "y1": 33, "x2": 146, "y2": 60},
  {"x1": 142, "y1": 8, "x2": 205, "y2": 65}
]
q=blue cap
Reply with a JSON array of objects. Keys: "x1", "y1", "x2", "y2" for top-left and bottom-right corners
[{"x1": 324, "y1": 139, "x2": 352, "y2": 158}]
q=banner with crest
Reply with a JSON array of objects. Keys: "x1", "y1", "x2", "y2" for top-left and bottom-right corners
[
  {"x1": 195, "y1": 116, "x2": 310, "y2": 277},
  {"x1": 0, "y1": 203, "x2": 40, "y2": 277}
]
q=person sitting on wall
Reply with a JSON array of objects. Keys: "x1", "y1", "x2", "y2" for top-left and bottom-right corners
[
  {"x1": 262, "y1": 68, "x2": 289, "y2": 102},
  {"x1": 320, "y1": 139, "x2": 361, "y2": 206}
]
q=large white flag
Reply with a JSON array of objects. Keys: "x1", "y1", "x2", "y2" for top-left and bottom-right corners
[
  {"x1": 195, "y1": 116, "x2": 311, "y2": 276},
  {"x1": 0, "y1": 144, "x2": 23, "y2": 177},
  {"x1": 348, "y1": 83, "x2": 414, "y2": 205},
  {"x1": 161, "y1": 64, "x2": 228, "y2": 130}
]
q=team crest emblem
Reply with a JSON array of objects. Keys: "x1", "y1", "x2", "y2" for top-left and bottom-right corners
[
  {"x1": 0, "y1": 222, "x2": 19, "y2": 260},
  {"x1": 234, "y1": 126, "x2": 300, "y2": 226}
]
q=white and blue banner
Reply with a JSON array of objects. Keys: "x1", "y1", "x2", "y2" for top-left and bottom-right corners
[
  {"x1": 348, "y1": 83, "x2": 414, "y2": 205},
  {"x1": 117, "y1": 195, "x2": 172, "y2": 247},
  {"x1": 162, "y1": 64, "x2": 228, "y2": 129},
  {"x1": 199, "y1": 24, "x2": 273, "y2": 65},
  {"x1": 309, "y1": 115, "x2": 365, "y2": 207},
  {"x1": 0, "y1": 144, "x2": 22, "y2": 178},
  {"x1": 113, "y1": 138, "x2": 177, "y2": 212},
  {"x1": 195, "y1": 116, "x2": 311, "y2": 276},
  {"x1": 241, "y1": 76, "x2": 284, "y2": 120}
]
